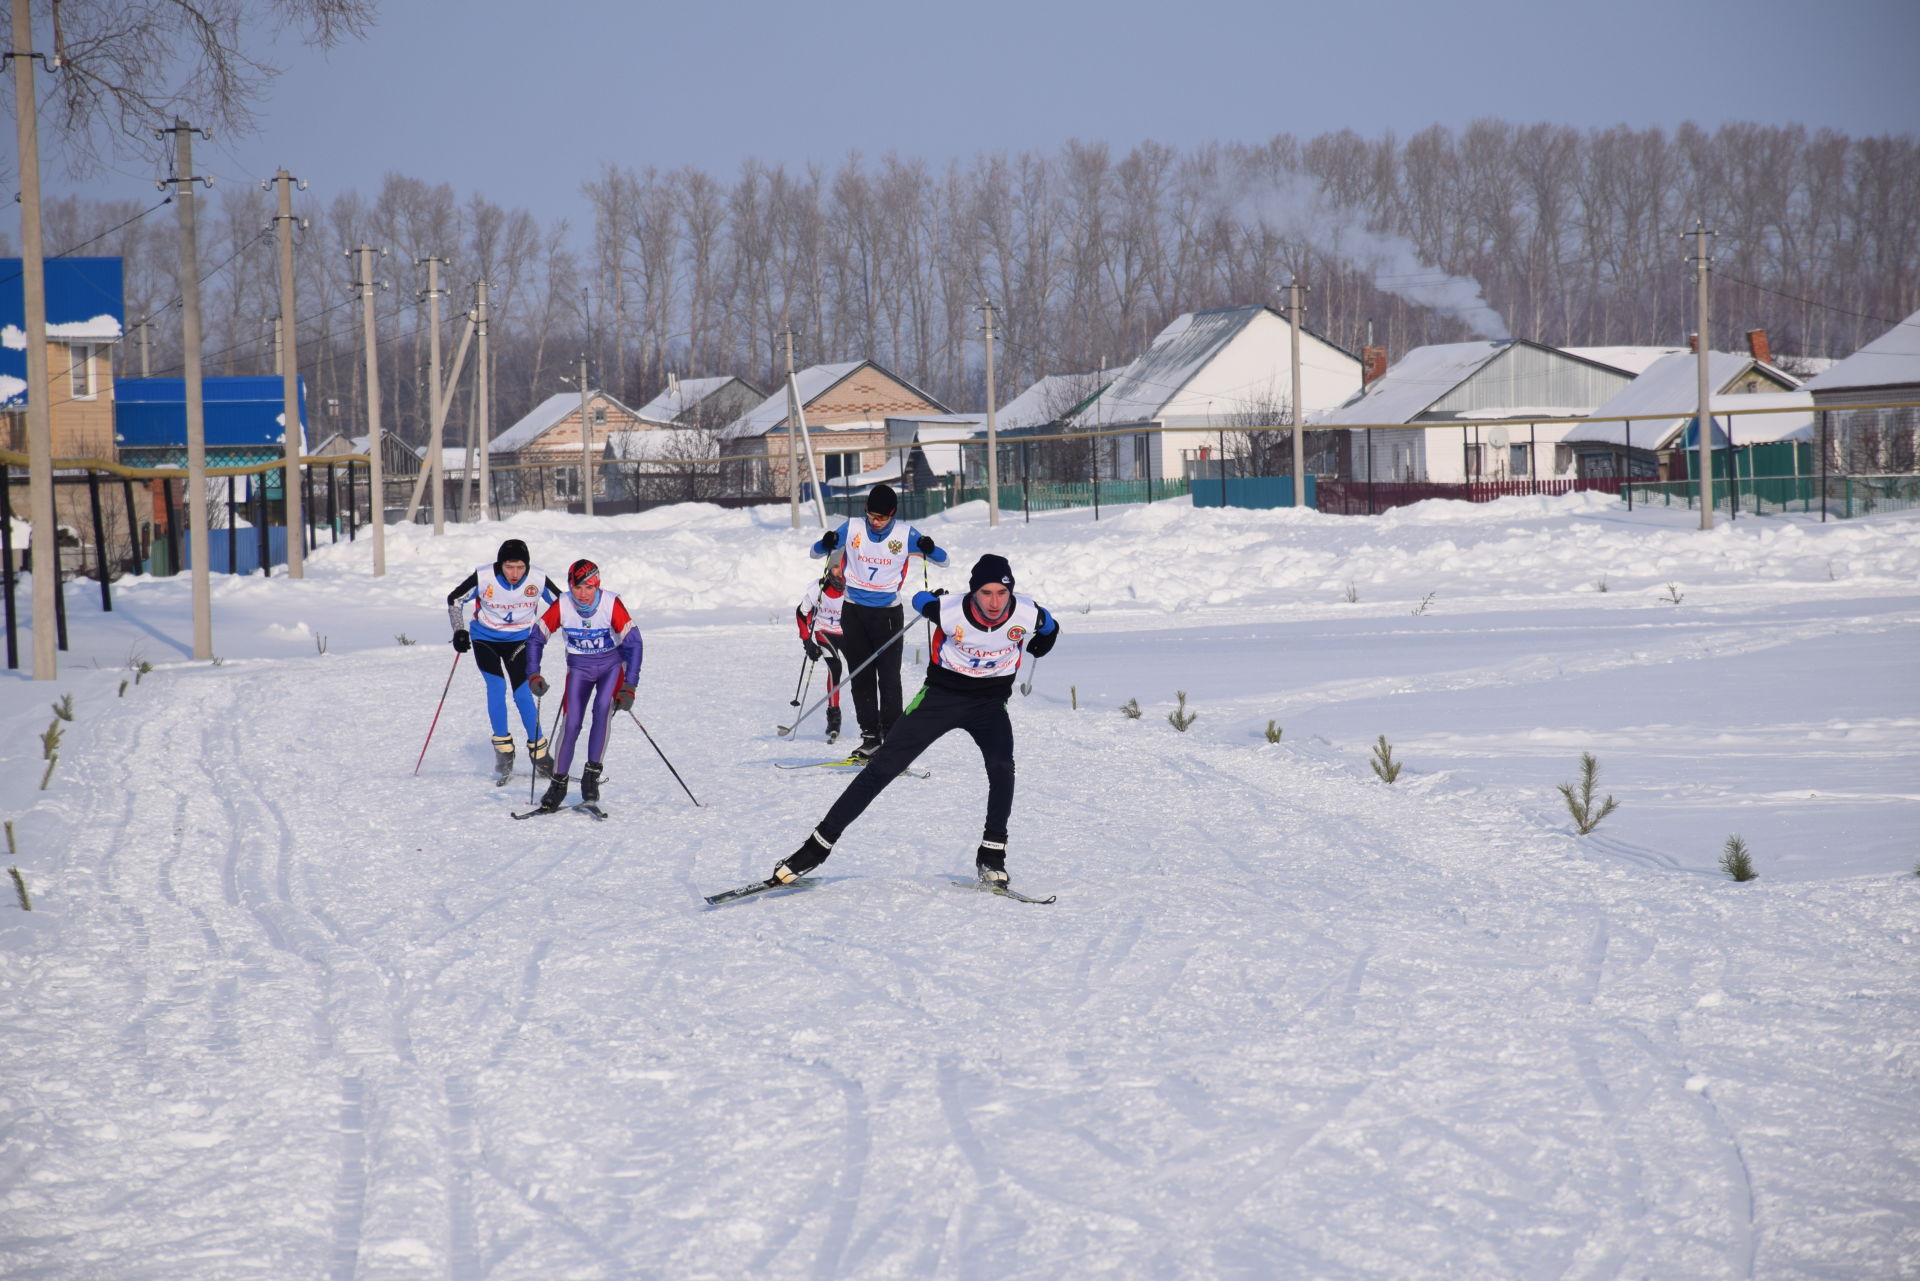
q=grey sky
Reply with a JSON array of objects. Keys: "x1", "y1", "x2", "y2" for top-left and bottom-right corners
[{"x1": 31, "y1": 0, "x2": 1920, "y2": 229}]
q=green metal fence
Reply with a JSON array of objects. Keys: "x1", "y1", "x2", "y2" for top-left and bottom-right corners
[
  {"x1": 1623, "y1": 474, "x2": 1920, "y2": 518},
  {"x1": 823, "y1": 477, "x2": 1192, "y2": 523}
]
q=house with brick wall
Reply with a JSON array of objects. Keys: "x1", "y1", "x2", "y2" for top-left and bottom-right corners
[{"x1": 717, "y1": 360, "x2": 951, "y2": 495}]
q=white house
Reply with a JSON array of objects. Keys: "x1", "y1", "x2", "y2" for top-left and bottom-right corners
[
  {"x1": 1075, "y1": 305, "x2": 1362, "y2": 481},
  {"x1": 1562, "y1": 351, "x2": 1804, "y2": 479},
  {"x1": 1319, "y1": 340, "x2": 1641, "y2": 483},
  {"x1": 628, "y1": 374, "x2": 762, "y2": 431}
]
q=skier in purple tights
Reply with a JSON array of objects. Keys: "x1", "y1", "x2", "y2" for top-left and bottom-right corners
[{"x1": 527, "y1": 559, "x2": 644, "y2": 812}]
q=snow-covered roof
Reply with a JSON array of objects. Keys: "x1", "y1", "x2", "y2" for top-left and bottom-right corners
[
  {"x1": 1320, "y1": 342, "x2": 1506, "y2": 425},
  {"x1": 719, "y1": 362, "x2": 864, "y2": 441},
  {"x1": 632, "y1": 376, "x2": 747, "y2": 425},
  {"x1": 490, "y1": 390, "x2": 640, "y2": 454},
  {"x1": 1566, "y1": 352, "x2": 1802, "y2": 446},
  {"x1": 412, "y1": 445, "x2": 483, "y2": 479},
  {"x1": 1802, "y1": 310, "x2": 1920, "y2": 395},
  {"x1": 1083, "y1": 306, "x2": 1327, "y2": 427},
  {"x1": 1562, "y1": 346, "x2": 1688, "y2": 376},
  {"x1": 997, "y1": 372, "x2": 1107, "y2": 429}
]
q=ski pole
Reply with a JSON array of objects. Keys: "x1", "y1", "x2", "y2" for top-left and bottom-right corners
[
  {"x1": 778, "y1": 613, "x2": 917, "y2": 737},
  {"x1": 414, "y1": 651, "x2": 463, "y2": 775},
  {"x1": 788, "y1": 651, "x2": 812, "y2": 706},
  {"x1": 625, "y1": 708, "x2": 703, "y2": 807},
  {"x1": 535, "y1": 684, "x2": 565, "y2": 805},
  {"x1": 795, "y1": 655, "x2": 816, "y2": 710},
  {"x1": 1019, "y1": 654, "x2": 1040, "y2": 697}
]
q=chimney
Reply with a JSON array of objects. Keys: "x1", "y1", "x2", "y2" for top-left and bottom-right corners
[
  {"x1": 1687, "y1": 333, "x2": 1699, "y2": 354},
  {"x1": 1362, "y1": 346, "x2": 1388, "y2": 386},
  {"x1": 1745, "y1": 328, "x2": 1772, "y2": 365}
]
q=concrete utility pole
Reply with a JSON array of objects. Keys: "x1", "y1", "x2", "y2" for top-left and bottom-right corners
[
  {"x1": 1689, "y1": 222, "x2": 1716, "y2": 531},
  {"x1": 784, "y1": 329, "x2": 801, "y2": 529},
  {"x1": 161, "y1": 119, "x2": 215, "y2": 659},
  {"x1": 135, "y1": 315, "x2": 152, "y2": 376},
  {"x1": 351, "y1": 244, "x2": 387, "y2": 575},
  {"x1": 475, "y1": 278, "x2": 490, "y2": 519},
  {"x1": 271, "y1": 170, "x2": 305, "y2": 577},
  {"x1": 577, "y1": 352, "x2": 595, "y2": 517},
  {"x1": 981, "y1": 299, "x2": 1001, "y2": 527},
  {"x1": 417, "y1": 255, "x2": 450, "y2": 533},
  {"x1": 1287, "y1": 278, "x2": 1307, "y2": 509},
  {"x1": 8, "y1": 0, "x2": 59, "y2": 676}
]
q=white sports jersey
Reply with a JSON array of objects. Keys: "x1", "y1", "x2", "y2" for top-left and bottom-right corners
[
  {"x1": 843, "y1": 524, "x2": 922, "y2": 601},
  {"x1": 544, "y1": 589, "x2": 637, "y2": 656},
  {"x1": 799, "y1": 582, "x2": 847, "y2": 636},
  {"x1": 932, "y1": 593, "x2": 1040, "y2": 681},
  {"x1": 468, "y1": 564, "x2": 552, "y2": 635}
]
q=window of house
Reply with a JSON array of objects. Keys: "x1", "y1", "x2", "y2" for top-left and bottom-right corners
[
  {"x1": 554, "y1": 466, "x2": 579, "y2": 500},
  {"x1": 1510, "y1": 443, "x2": 1531, "y2": 476},
  {"x1": 593, "y1": 407, "x2": 607, "y2": 426},
  {"x1": 70, "y1": 344, "x2": 97, "y2": 399}
]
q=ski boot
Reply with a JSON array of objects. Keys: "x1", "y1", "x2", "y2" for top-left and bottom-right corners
[
  {"x1": 580, "y1": 761, "x2": 603, "y2": 806},
  {"x1": 849, "y1": 732, "x2": 882, "y2": 763},
  {"x1": 825, "y1": 706, "x2": 842, "y2": 745},
  {"x1": 538, "y1": 773, "x2": 570, "y2": 813},
  {"x1": 772, "y1": 830, "x2": 833, "y2": 884},
  {"x1": 490, "y1": 735, "x2": 516, "y2": 785},
  {"x1": 975, "y1": 838, "x2": 1009, "y2": 888},
  {"x1": 529, "y1": 736, "x2": 555, "y2": 779}
]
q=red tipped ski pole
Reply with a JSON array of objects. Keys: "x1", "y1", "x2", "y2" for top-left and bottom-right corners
[
  {"x1": 625, "y1": 708, "x2": 703, "y2": 807},
  {"x1": 415, "y1": 652, "x2": 463, "y2": 776}
]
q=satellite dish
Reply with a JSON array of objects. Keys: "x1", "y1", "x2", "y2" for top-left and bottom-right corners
[{"x1": 1488, "y1": 425, "x2": 1510, "y2": 449}]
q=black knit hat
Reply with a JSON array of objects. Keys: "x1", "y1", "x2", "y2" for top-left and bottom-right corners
[
  {"x1": 969, "y1": 553, "x2": 1014, "y2": 593},
  {"x1": 496, "y1": 538, "x2": 530, "y2": 570},
  {"x1": 865, "y1": 483, "x2": 898, "y2": 516}
]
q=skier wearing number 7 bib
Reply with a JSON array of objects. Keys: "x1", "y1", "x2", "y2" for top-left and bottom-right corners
[
  {"x1": 526, "y1": 559, "x2": 644, "y2": 813},
  {"x1": 810, "y1": 484, "x2": 949, "y2": 762},
  {"x1": 769, "y1": 553, "x2": 1058, "y2": 889}
]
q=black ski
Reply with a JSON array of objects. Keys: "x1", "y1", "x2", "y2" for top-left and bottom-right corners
[
  {"x1": 703, "y1": 876, "x2": 822, "y2": 907},
  {"x1": 948, "y1": 878, "x2": 1057, "y2": 905},
  {"x1": 510, "y1": 802, "x2": 606, "y2": 821},
  {"x1": 574, "y1": 802, "x2": 608, "y2": 821}
]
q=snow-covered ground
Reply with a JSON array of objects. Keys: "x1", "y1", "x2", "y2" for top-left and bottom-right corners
[{"x1": 1, "y1": 494, "x2": 1915, "y2": 1280}]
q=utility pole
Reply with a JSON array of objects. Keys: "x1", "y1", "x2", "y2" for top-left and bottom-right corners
[
  {"x1": 475, "y1": 278, "x2": 490, "y2": 520},
  {"x1": 266, "y1": 315, "x2": 282, "y2": 374},
  {"x1": 980, "y1": 299, "x2": 1001, "y2": 527},
  {"x1": 1287, "y1": 278, "x2": 1307, "y2": 509},
  {"x1": 159, "y1": 119, "x2": 216, "y2": 659},
  {"x1": 1689, "y1": 222, "x2": 1716, "y2": 531},
  {"x1": 271, "y1": 170, "x2": 305, "y2": 576},
  {"x1": 576, "y1": 352, "x2": 595, "y2": 516},
  {"x1": 134, "y1": 315, "x2": 152, "y2": 376},
  {"x1": 7, "y1": 0, "x2": 59, "y2": 676},
  {"x1": 350, "y1": 244, "x2": 387, "y2": 575},
  {"x1": 418, "y1": 255, "x2": 450, "y2": 534},
  {"x1": 784, "y1": 328, "x2": 800, "y2": 528}
]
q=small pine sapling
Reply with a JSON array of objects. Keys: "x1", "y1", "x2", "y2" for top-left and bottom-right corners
[
  {"x1": 118, "y1": 679, "x2": 129, "y2": 698},
  {"x1": 1167, "y1": 691, "x2": 1197, "y2": 732},
  {"x1": 1411, "y1": 591, "x2": 1436, "y2": 616},
  {"x1": 1070, "y1": 685, "x2": 1079, "y2": 711},
  {"x1": 51, "y1": 693, "x2": 75, "y2": 722},
  {"x1": 134, "y1": 658, "x2": 154, "y2": 683},
  {"x1": 1719, "y1": 835, "x2": 1757, "y2": 882},
  {"x1": 1369, "y1": 735, "x2": 1402, "y2": 783},
  {"x1": 1344, "y1": 582, "x2": 1359, "y2": 603},
  {"x1": 8, "y1": 866, "x2": 29, "y2": 912},
  {"x1": 1663, "y1": 582, "x2": 1685, "y2": 605},
  {"x1": 1264, "y1": 720, "x2": 1283, "y2": 743},
  {"x1": 1558, "y1": 752, "x2": 1621, "y2": 834},
  {"x1": 1120, "y1": 698, "x2": 1141, "y2": 720},
  {"x1": 40, "y1": 719, "x2": 63, "y2": 760},
  {"x1": 39, "y1": 757, "x2": 57, "y2": 790},
  {"x1": 1594, "y1": 575, "x2": 1609, "y2": 593},
  {"x1": 395, "y1": 632, "x2": 416, "y2": 646}
]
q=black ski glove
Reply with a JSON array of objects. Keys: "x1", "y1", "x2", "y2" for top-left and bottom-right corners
[
  {"x1": 452, "y1": 630, "x2": 471, "y2": 653},
  {"x1": 1027, "y1": 627, "x2": 1058, "y2": 658},
  {"x1": 527, "y1": 673, "x2": 549, "y2": 697},
  {"x1": 915, "y1": 535, "x2": 937, "y2": 555},
  {"x1": 803, "y1": 638, "x2": 822, "y2": 661},
  {"x1": 818, "y1": 529, "x2": 840, "y2": 552},
  {"x1": 613, "y1": 686, "x2": 635, "y2": 713}
]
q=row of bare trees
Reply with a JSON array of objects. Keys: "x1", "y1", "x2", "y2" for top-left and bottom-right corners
[{"x1": 20, "y1": 122, "x2": 1919, "y2": 458}]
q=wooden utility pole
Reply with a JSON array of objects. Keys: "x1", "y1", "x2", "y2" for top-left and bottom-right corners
[
  {"x1": 8, "y1": 0, "x2": 58, "y2": 676},
  {"x1": 418, "y1": 255, "x2": 450, "y2": 533},
  {"x1": 981, "y1": 299, "x2": 1001, "y2": 527},
  {"x1": 577, "y1": 352, "x2": 595, "y2": 516},
  {"x1": 475, "y1": 278, "x2": 490, "y2": 520},
  {"x1": 351, "y1": 244, "x2": 387, "y2": 575},
  {"x1": 1690, "y1": 222, "x2": 1716, "y2": 531},
  {"x1": 271, "y1": 170, "x2": 305, "y2": 577},
  {"x1": 1288, "y1": 278, "x2": 1307, "y2": 509},
  {"x1": 162, "y1": 119, "x2": 215, "y2": 657}
]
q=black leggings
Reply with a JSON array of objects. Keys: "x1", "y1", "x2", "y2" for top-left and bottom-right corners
[
  {"x1": 837, "y1": 601, "x2": 905, "y2": 737},
  {"x1": 817, "y1": 684, "x2": 1014, "y2": 845}
]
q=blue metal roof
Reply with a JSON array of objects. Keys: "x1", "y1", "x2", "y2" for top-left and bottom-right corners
[
  {"x1": 0, "y1": 257, "x2": 125, "y2": 405},
  {"x1": 115, "y1": 376, "x2": 307, "y2": 450}
]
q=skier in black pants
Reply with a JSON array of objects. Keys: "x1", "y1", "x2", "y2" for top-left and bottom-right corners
[
  {"x1": 809, "y1": 483, "x2": 949, "y2": 760},
  {"x1": 770, "y1": 553, "x2": 1058, "y2": 889}
]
